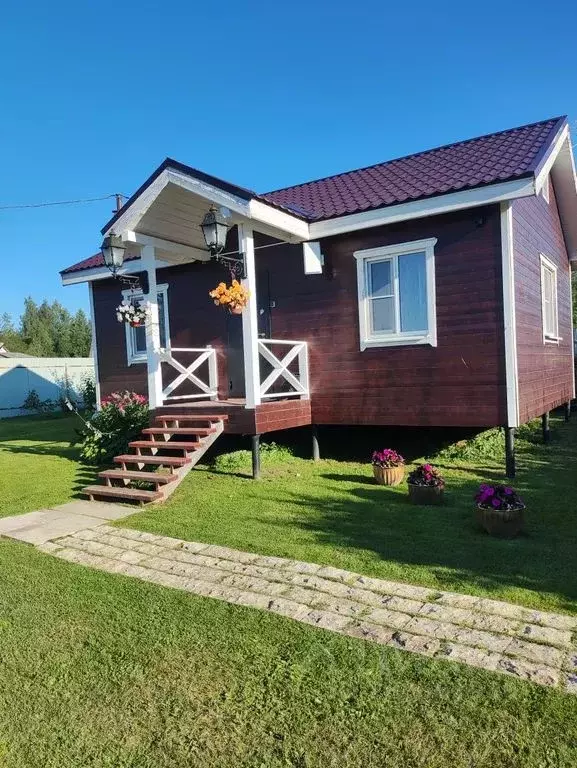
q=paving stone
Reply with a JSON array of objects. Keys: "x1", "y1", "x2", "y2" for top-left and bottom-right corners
[
  {"x1": 283, "y1": 561, "x2": 322, "y2": 575},
  {"x1": 131, "y1": 542, "x2": 170, "y2": 557},
  {"x1": 391, "y1": 584, "x2": 435, "y2": 601},
  {"x1": 282, "y1": 586, "x2": 323, "y2": 606},
  {"x1": 57, "y1": 537, "x2": 127, "y2": 561},
  {"x1": 153, "y1": 535, "x2": 191, "y2": 550},
  {"x1": 474, "y1": 598, "x2": 535, "y2": 622},
  {"x1": 266, "y1": 597, "x2": 310, "y2": 621},
  {"x1": 37, "y1": 541, "x2": 63, "y2": 554},
  {"x1": 389, "y1": 631, "x2": 441, "y2": 657},
  {"x1": 202, "y1": 545, "x2": 260, "y2": 563},
  {"x1": 316, "y1": 566, "x2": 356, "y2": 583},
  {"x1": 519, "y1": 623, "x2": 572, "y2": 649},
  {"x1": 505, "y1": 638, "x2": 564, "y2": 668},
  {"x1": 170, "y1": 551, "x2": 223, "y2": 569},
  {"x1": 440, "y1": 643, "x2": 502, "y2": 672},
  {"x1": 72, "y1": 528, "x2": 104, "y2": 541},
  {"x1": 234, "y1": 591, "x2": 274, "y2": 610},
  {"x1": 436, "y1": 593, "x2": 481, "y2": 610},
  {"x1": 180, "y1": 541, "x2": 209, "y2": 553},
  {"x1": 93, "y1": 532, "x2": 143, "y2": 551},
  {"x1": 563, "y1": 653, "x2": 577, "y2": 672},
  {"x1": 118, "y1": 549, "x2": 149, "y2": 565},
  {"x1": 405, "y1": 617, "x2": 462, "y2": 643},
  {"x1": 366, "y1": 608, "x2": 413, "y2": 631},
  {"x1": 419, "y1": 602, "x2": 477, "y2": 626},
  {"x1": 289, "y1": 574, "x2": 352, "y2": 598},
  {"x1": 564, "y1": 674, "x2": 577, "y2": 694},
  {"x1": 311, "y1": 596, "x2": 368, "y2": 618},
  {"x1": 353, "y1": 575, "x2": 406, "y2": 594},
  {"x1": 382, "y1": 596, "x2": 424, "y2": 615},
  {"x1": 301, "y1": 610, "x2": 351, "y2": 631},
  {"x1": 220, "y1": 573, "x2": 287, "y2": 595},
  {"x1": 255, "y1": 555, "x2": 292, "y2": 568},
  {"x1": 498, "y1": 657, "x2": 560, "y2": 687},
  {"x1": 343, "y1": 622, "x2": 395, "y2": 645},
  {"x1": 527, "y1": 611, "x2": 577, "y2": 632},
  {"x1": 453, "y1": 627, "x2": 513, "y2": 654}
]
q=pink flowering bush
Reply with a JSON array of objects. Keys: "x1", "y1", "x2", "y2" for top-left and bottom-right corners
[
  {"x1": 475, "y1": 483, "x2": 524, "y2": 511},
  {"x1": 372, "y1": 449, "x2": 405, "y2": 468},
  {"x1": 78, "y1": 390, "x2": 149, "y2": 463},
  {"x1": 407, "y1": 463, "x2": 445, "y2": 488}
]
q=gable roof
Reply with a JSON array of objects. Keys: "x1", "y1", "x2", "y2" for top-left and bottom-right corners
[
  {"x1": 259, "y1": 116, "x2": 566, "y2": 221},
  {"x1": 62, "y1": 116, "x2": 570, "y2": 276}
]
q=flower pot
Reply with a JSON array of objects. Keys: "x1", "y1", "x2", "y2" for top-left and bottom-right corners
[
  {"x1": 129, "y1": 320, "x2": 143, "y2": 327},
  {"x1": 373, "y1": 465, "x2": 405, "y2": 486},
  {"x1": 476, "y1": 504, "x2": 525, "y2": 538},
  {"x1": 230, "y1": 305, "x2": 244, "y2": 315},
  {"x1": 408, "y1": 483, "x2": 444, "y2": 505}
]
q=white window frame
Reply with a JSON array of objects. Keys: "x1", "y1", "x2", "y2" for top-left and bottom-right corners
[
  {"x1": 539, "y1": 255, "x2": 560, "y2": 344},
  {"x1": 354, "y1": 238, "x2": 437, "y2": 350},
  {"x1": 122, "y1": 283, "x2": 170, "y2": 364}
]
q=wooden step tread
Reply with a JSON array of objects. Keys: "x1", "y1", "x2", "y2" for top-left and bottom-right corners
[
  {"x1": 114, "y1": 454, "x2": 190, "y2": 466},
  {"x1": 155, "y1": 413, "x2": 228, "y2": 422},
  {"x1": 129, "y1": 440, "x2": 201, "y2": 450},
  {"x1": 83, "y1": 485, "x2": 162, "y2": 502},
  {"x1": 99, "y1": 469, "x2": 178, "y2": 484},
  {"x1": 142, "y1": 427, "x2": 215, "y2": 436}
]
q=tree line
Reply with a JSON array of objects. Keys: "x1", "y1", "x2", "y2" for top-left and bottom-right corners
[{"x1": 0, "y1": 298, "x2": 91, "y2": 357}]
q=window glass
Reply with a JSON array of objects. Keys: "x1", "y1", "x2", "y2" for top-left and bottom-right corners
[
  {"x1": 399, "y1": 251, "x2": 428, "y2": 332},
  {"x1": 371, "y1": 297, "x2": 395, "y2": 332},
  {"x1": 542, "y1": 264, "x2": 557, "y2": 338},
  {"x1": 128, "y1": 291, "x2": 167, "y2": 360}
]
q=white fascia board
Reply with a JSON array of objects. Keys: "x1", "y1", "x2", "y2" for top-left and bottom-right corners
[
  {"x1": 500, "y1": 202, "x2": 519, "y2": 428},
  {"x1": 535, "y1": 125, "x2": 569, "y2": 195},
  {"x1": 60, "y1": 257, "x2": 170, "y2": 286},
  {"x1": 309, "y1": 177, "x2": 536, "y2": 240},
  {"x1": 122, "y1": 230, "x2": 211, "y2": 261},
  {"x1": 303, "y1": 241, "x2": 324, "y2": 274},
  {"x1": 548, "y1": 133, "x2": 577, "y2": 261},
  {"x1": 249, "y1": 199, "x2": 310, "y2": 241},
  {"x1": 103, "y1": 171, "x2": 170, "y2": 237}
]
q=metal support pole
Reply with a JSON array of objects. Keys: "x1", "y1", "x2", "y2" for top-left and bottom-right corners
[
  {"x1": 251, "y1": 434, "x2": 261, "y2": 480},
  {"x1": 564, "y1": 401, "x2": 571, "y2": 422},
  {"x1": 542, "y1": 411, "x2": 551, "y2": 444},
  {"x1": 505, "y1": 427, "x2": 516, "y2": 478},
  {"x1": 312, "y1": 425, "x2": 320, "y2": 461}
]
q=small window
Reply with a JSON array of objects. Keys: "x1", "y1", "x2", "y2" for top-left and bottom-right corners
[
  {"x1": 355, "y1": 238, "x2": 437, "y2": 349},
  {"x1": 541, "y1": 176, "x2": 550, "y2": 204},
  {"x1": 540, "y1": 255, "x2": 559, "y2": 342},
  {"x1": 123, "y1": 284, "x2": 170, "y2": 364}
]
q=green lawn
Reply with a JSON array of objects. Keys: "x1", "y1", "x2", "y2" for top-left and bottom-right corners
[
  {"x1": 124, "y1": 415, "x2": 577, "y2": 616},
  {"x1": 1, "y1": 537, "x2": 577, "y2": 767},
  {"x1": 1, "y1": 412, "x2": 577, "y2": 765},
  {"x1": 0, "y1": 413, "x2": 98, "y2": 517}
]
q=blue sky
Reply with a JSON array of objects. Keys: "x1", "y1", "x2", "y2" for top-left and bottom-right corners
[{"x1": 1, "y1": 0, "x2": 575, "y2": 320}]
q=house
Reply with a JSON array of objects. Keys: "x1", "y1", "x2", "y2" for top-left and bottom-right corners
[{"x1": 61, "y1": 116, "x2": 577, "y2": 501}]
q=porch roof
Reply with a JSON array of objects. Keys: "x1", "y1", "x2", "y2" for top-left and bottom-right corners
[{"x1": 61, "y1": 115, "x2": 576, "y2": 276}]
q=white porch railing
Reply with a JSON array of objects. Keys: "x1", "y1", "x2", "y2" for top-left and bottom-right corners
[
  {"x1": 159, "y1": 346, "x2": 218, "y2": 403},
  {"x1": 258, "y1": 339, "x2": 309, "y2": 400}
]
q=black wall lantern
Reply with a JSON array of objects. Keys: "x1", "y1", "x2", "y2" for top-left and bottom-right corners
[
  {"x1": 200, "y1": 205, "x2": 246, "y2": 278},
  {"x1": 201, "y1": 205, "x2": 229, "y2": 256},
  {"x1": 101, "y1": 233, "x2": 146, "y2": 290}
]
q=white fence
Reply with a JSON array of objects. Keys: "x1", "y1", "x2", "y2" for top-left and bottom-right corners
[{"x1": 0, "y1": 357, "x2": 94, "y2": 418}]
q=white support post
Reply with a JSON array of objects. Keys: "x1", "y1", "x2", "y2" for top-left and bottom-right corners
[
  {"x1": 239, "y1": 224, "x2": 261, "y2": 409},
  {"x1": 141, "y1": 244, "x2": 164, "y2": 409}
]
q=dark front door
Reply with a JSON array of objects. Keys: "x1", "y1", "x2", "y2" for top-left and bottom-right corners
[{"x1": 225, "y1": 269, "x2": 272, "y2": 398}]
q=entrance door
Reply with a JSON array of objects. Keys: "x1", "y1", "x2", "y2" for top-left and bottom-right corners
[{"x1": 225, "y1": 270, "x2": 271, "y2": 398}]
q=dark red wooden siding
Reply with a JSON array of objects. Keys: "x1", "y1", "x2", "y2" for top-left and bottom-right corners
[
  {"x1": 92, "y1": 205, "x2": 507, "y2": 428},
  {"x1": 260, "y1": 204, "x2": 506, "y2": 427},
  {"x1": 512, "y1": 184, "x2": 574, "y2": 424}
]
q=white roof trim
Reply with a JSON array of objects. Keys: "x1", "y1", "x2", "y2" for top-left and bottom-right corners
[
  {"x1": 61, "y1": 257, "x2": 169, "y2": 286},
  {"x1": 308, "y1": 177, "x2": 535, "y2": 239}
]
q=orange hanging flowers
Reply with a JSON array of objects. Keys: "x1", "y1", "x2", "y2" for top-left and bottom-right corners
[{"x1": 209, "y1": 280, "x2": 250, "y2": 314}]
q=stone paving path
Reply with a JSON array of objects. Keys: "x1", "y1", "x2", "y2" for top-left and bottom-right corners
[{"x1": 36, "y1": 523, "x2": 577, "y2": 693}]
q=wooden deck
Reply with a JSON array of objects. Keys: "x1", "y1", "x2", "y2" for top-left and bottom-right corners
[{"x1": 153, "y1": 398, "x2": 312, "y2": 435}]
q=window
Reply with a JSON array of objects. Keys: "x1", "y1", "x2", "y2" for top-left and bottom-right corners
[
  {"x1": 354, "y1": 238, "x2": 437, "y2": 349},
  {"x1": 123, "y1": 283, "x2": 170, "y2": 364},
  {"x1": 540, "y1": 255, "x2": 559, "y2": 342}
]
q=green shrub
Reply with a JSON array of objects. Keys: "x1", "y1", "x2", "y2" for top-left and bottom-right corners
[
  {"x1": 79, "y1": 376, "x2": 97, "y2": 410},
  {"x1": 432, "y1": 428, "x2": 504, "y2": 462},
  {"x1": 77, "y1": 391, "x2": 149, "y2": 464},
  {"x1": 212, "y1": 442, "x2": 294, "y2": 472}
]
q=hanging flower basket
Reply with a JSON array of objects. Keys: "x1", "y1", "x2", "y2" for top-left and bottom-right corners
[
  {"x1": 209, "y1": 280, "x2": 250, "y2": 314},
  {"x1": 116, "y1": 299, "x2": 149, "y2": 327}
]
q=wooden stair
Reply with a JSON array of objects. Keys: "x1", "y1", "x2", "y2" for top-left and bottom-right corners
[{"x1": 82, "y1": 413, "x2": 227, "y2": 505}]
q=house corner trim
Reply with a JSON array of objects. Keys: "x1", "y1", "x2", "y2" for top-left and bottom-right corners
[{"x1": 500, "y1": 202, "x2": 520, "y2": 427}]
